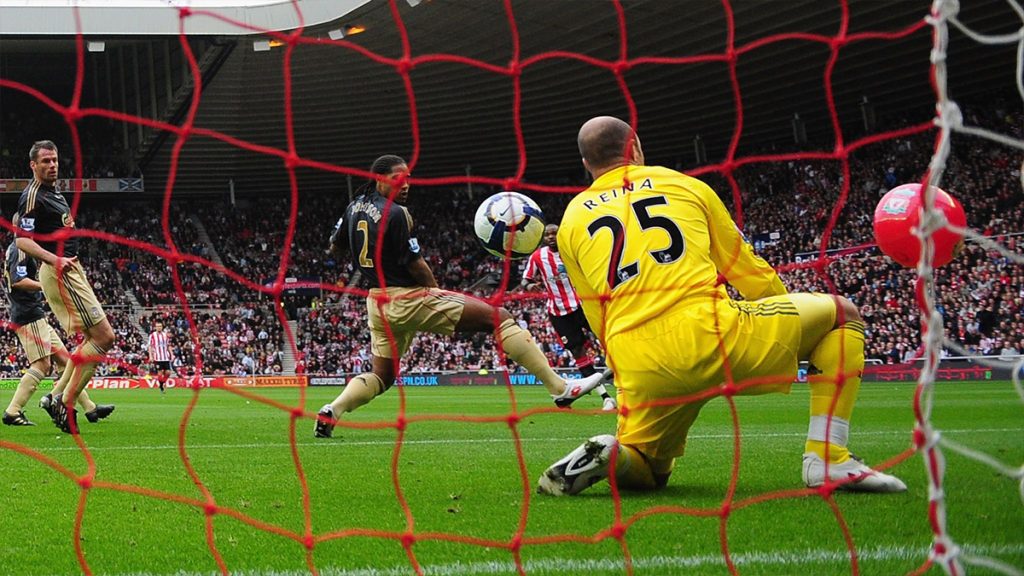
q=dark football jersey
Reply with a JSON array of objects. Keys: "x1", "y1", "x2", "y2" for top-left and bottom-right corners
[
  {"x1": 4, "y1": 242, "x2": 45, "y2": 326},
  {"x1": 331, "y1": 193, "x2": 422, "y2": 289},
  {"x1": 16, "y1": 179, "x2": 79, "y2": 258}
]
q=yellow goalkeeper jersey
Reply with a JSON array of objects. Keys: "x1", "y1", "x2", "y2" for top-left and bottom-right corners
[{"x1": 558, "y1": 165, "x2": 787, "y2": 343}]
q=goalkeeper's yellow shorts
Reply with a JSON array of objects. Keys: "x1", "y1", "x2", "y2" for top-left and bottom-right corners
[{"x1": 607, "y1": 294, "x2": 804, "y2": 460}]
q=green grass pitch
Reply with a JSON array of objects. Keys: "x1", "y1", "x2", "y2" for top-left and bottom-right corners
[{"x1": 0, "y1": 381, "x2": 1021, "y2": 575}]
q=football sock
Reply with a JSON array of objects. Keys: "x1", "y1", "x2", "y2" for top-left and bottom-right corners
[
  {"x1": 77, "y1": 390, "x2": 97, "y2": 413},
  {"x1": 330, "y1": 373, "x2": 386, "y2": 415},
  {"x1": 7, "y1": 368, "x2": 43, "y2": 414},
  {"x1": 805, "y1": 320, "x2": 865, "y2": 464},
  {"x1": 52, "y1": 359, "x2": 73, "y2": 395},
  {"x1": 576, "y1": 357, "x2": 596, "y2": 377},
  {"x1": 66, "y1": 341, "x2": 108, "y2": 404},
  {"x1": 497, "y1": 318, "x2": 564, "y2": 395}
]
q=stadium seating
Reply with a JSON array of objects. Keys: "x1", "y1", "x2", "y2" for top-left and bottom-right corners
[{"x1": 0, "y1": 104, "x2": 1019, "y2": 376}]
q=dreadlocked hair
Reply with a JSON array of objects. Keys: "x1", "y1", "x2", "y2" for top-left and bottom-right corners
[{"x1": 354, "y1": 154, "x2": 407, "y2": 197}]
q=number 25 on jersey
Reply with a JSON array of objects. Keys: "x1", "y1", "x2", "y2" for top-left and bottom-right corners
[{"x1": 587, "y1": 196, "x2": 685, "y2": 290}]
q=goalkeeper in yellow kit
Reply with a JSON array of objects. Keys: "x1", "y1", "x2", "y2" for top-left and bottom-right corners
[{"x1": 537, "y1": 116, "x2": 906, "y2": 495}]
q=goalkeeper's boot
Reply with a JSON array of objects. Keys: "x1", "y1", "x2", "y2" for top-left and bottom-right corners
[
  {"x1": 314, "y1": 405, "x2": 335, "y2": 438},
  {"x1": 85, "y1": 404, "x2": 116, "y2": 423},
  {"x1": 2, "y1": 411, "x2": 35, "y2": 426},
  {"x1": 553, "y1": 369, "x2": 613, "y2": 409},
  {"x1": 537, "y1": 434, "x2": 617, "y2": 496},
  {"x1": 802, "y1": 452, "x2": 907, "y2": 493}
]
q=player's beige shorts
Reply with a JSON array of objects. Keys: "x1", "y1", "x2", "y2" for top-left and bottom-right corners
[
  {"x1": 39, "y1": 260, "x2": 106, "y2": 333},
  {"x1": 367, "y1": 287, "x2": 466, "y2": 358},
  {"x1": 16, "y1": 317, "x2": 67, "y2": 364},
  {"x1": 609, "y1": 294, "x2": 811, "y2": 460}
]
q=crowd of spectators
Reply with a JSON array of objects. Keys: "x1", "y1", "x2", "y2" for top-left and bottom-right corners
[
  {"x1": 138, "y1": 305, "x2": 285, "y2": 377},
  {"x1": 88, "y1": 206, "x2": 225, "y2": 307},
  {"x1": 291, "y1": 104, "x2": 1022, "y2": 374},
  {"x1": 0, "y1": 308, "x2": 142, "y2": 378},
  {"x1": 0, "y1": 101, "x2": 1018, "y2": 379},
  {"x1": 0, "y1": 106, "x2": 138, "y2": 180}
]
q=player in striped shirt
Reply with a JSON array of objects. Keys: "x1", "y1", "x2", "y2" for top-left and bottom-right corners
[
  {"x1": 147, "y1": 321, "x2": 173, "y2": 393},
  {"x1": 522, "y1": 224, "x2": 616, "y2": 411}
]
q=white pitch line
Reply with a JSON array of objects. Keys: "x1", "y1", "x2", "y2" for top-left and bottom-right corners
[
  {"x1": 8, "y1": 427, "x2": 1023, "y2": 454},
  {"x1": 106, "y1": 543, "x2": 1024, "y2": 576}
]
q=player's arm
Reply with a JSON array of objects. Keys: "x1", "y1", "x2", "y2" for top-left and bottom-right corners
[
  {"x1": 326, "y1": 214, "x2": 349, "y2": 256},
  {"x1": 14, "y1": 209, "x2": 75, "y2": 268},
  {"x1": 391, "y1": 205, "x2": 437, "y2": 288},
  {"x1": 520, "y1": 252, "x2": 542, "y2": 292},
  {"x1": 407, "y1": 258, "x2": 438, "y2": 288},
  {"x1": 7, "y1": 248, "x2": 42, "y2": 292},
  {"x1": 11, "y1": 276, "x2": 42, "y2": 292},
  {"x1": 700, "y1": 183, "x2": 787, "y2": 299}
]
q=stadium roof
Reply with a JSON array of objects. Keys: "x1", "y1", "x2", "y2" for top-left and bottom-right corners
[
  {"x1": 0, "y1": 0, "x2": 1020, "y2": 195},
  {"x1": 0, "y1": 0, "x2": 374, "y2": 36}
]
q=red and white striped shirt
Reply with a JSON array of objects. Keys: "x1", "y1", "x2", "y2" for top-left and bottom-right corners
[
  {"x1": 522, "y1": 246, "x2": 581, "y2": 317},
  {"x1": 148, "y1": 330, "x2": 172, "y2": 362}
]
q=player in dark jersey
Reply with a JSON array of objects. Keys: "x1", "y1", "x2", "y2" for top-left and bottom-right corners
[
  {"x1": 314, "y1": 155, "x2": 611, "y2": 438},
  {"x1": 15, "y1": 141, "x2": 116, "y2": 433},
  {"x1": 3, "y1": 222, "x2": 113, "y2": 428}
]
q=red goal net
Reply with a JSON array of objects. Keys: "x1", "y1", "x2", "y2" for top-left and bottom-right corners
[{"x1": 0, "y1": 0, "x2": 1021, "y2": 575}]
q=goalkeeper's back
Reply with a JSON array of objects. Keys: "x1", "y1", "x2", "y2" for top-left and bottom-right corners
[{"x1": 558, "y1": 164, "x2": 785, "y2": 344}]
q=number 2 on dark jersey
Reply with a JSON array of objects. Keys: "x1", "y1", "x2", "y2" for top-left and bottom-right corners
[{"x1": 356, "y1": 220, "x2": 373, "y2": 268}]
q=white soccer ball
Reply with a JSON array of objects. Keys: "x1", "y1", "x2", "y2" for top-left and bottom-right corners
[{"x1": 473, "y1": 191, "x2": 546, "y2": 260}]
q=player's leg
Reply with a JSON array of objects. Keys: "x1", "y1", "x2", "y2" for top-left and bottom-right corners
[
  {"x1": 40, "y1": 344, "x2": 73, "y2": 422},
  {"x1": 7, "y1": 319, "x2": 60, "y2": 426},
  {"x1": 42, "y1": 343, "x2": 94, "y2": 412},
  {"x1": 323, "y1": 355, "x2": 396, "y2": 416},
  {"x1": 553, "y1": 309, "x2": 615, "y2": 409},
  {"x1": 39, "y1": 262, "x2": 114, "y2": 432},
  {"x1": 3, "y1": 356, "x2": 48, "y2": 427},
  {"x1": 456, "y1": 296, "x2": 608, "y2": 405},
  {"x1": 537, "y1": 435, "x2": 678, "y2": 496},
  {"x1": 788, "y1": 292, "x2": 906, "y2": 492},
  {"x1": 59, "y1": 318, "x2": 115, "y2": 429},
  {"x1": 315, "y1": 291, "x2": 409, "y2": 438},
  {"x1": 539, "y1": 317, "x2": 712, "y2": 495},
  {"x1": 66, "y1": 317, "x2": 115, "y2": 401},
  {"x1": 538, "y1": 392, "x2": 706, "y2": 496}
]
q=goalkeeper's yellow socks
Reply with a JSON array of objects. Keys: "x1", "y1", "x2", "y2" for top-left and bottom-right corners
[
  {"x1": 805, "y1": 321, "x2": 865, "y2": 464},
  {"x1": 497, "y1": 318, "x2": 564, "y2": 395}
]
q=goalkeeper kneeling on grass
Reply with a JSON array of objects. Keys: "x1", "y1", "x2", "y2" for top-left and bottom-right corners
[{"x1": 537, "y1": 116, "x2": 906, "y2": 496}]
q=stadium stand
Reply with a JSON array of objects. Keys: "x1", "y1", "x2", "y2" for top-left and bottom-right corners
[{"x1": 0, "y1": 104, "x2": 1019, "y2": 377}]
